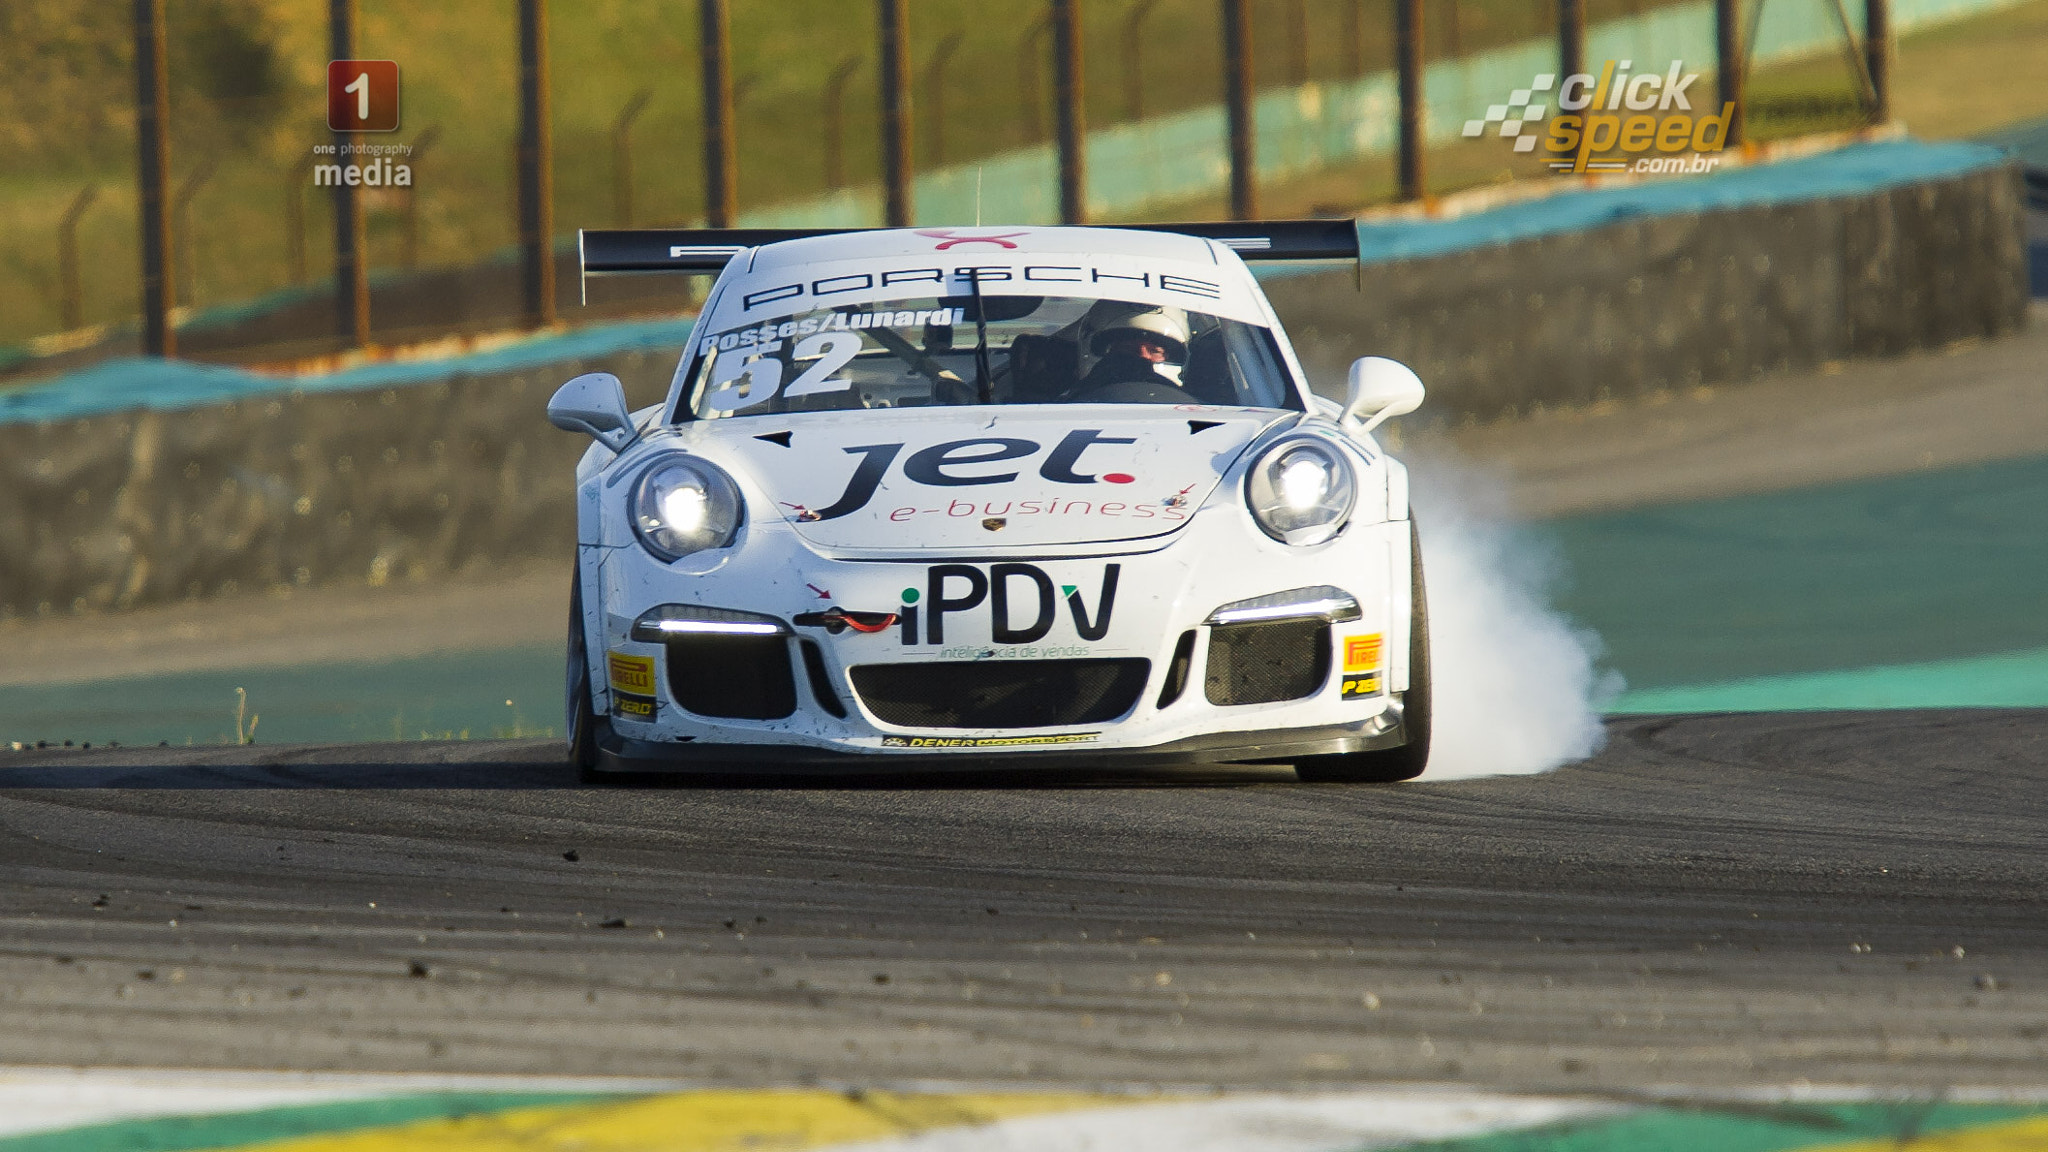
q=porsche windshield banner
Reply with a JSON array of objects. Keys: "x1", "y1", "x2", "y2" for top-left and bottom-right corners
[{"x1": 710, "y1": 253, "x2": 1269, "y2": 328}]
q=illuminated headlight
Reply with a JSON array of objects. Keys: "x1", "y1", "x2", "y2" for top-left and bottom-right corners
[
  {"x1": 631, "y1": 455, "x2": 743, "y2": 561},
  {"x1": 1245, "y1": 438, "x2": 1354, "y2": 545}
]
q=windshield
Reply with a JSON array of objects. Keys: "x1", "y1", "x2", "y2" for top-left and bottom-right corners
[{"x1": 672, "y1": 294, "x2": 1302, "y2": 420}]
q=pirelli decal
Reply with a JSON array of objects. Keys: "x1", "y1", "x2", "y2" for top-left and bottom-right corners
[
  {"x1": 607, "y1": 650, "x2": 656, "y2": 694},
  {"x1": 1340, "y1": 633, "x2": 1383, "y2": 699},
  {"x1": 607, "y1": 651, "x2": 659, "y2": 720},
  {"x1": 882, "y1": 732, "x2": 1100, "y2": 749}
]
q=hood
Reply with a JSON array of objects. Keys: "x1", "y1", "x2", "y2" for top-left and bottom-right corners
[{"x1": 704, "y1": 406, "x2": 1280, "y2": 553}]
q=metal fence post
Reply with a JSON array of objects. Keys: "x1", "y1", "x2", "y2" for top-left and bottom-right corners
[
  {"x1": 59, "y1": 186, "x2": 99, "y2": 331},
  {"x1": 285, "y1": 155, "x2": 313, "y2": 285},
  {"x1": 1716, "y1": 0, "x2": 1745, "y2": 146},
  {"x1": 879, "y1": 0, "x2": 913, "y2": 227},
  {"x1": 1343, "y1": 0, "x2": 1363, "y2": 76},
  {"x1": 1285, "y1": 0, "x2": 1308, "y2": 85},
  {"x1": 1019, "y1": 15, "x2": 1051, "y2": 142},
  {"x1": 517, "y1": 0, "x2": 555, "y2": 327},
  {"x1": 700, "y1": 0, "x2": 737, "y2": 228},
  {"x1": 1865, "y1": 0, "x2": 1891, "y2": 124},
  {"x1": 1558, "y1": 0, "x2": 1584, "y2": 94},
  {"x1": 1052, "y1": 0, "x2": 1086, "y2": 224},
  {"x1": 923, "y1": 32, "x2": 964, "y2": 163},
  {"x1": 134, "y1": 0, "x2": 175, "y2": 356},
  {"x1": 404, "y1": 125, "x2": 440, "y2": 268},
  {"x1": 172, "y1": 158, "x2": 217, "y2": 311},
  {"x1": 330, "y1": 0, "x2": 370, "y2": 347},
  {"x1": 1122, "y1": 0, "x2": 1161, "y2": 120},
  {"x1": 823, "y1": 58, "x2": 862, "y2": 189},
  {"x1": 1222, "y1": 0, "x2": 1255, "y2": 220},
  {"x1": 1396, "y1": 0, "x2": 1425, "y2": 201},
  {"x1": 611, "y1": 94, "x2": 650, "y2": 228}
]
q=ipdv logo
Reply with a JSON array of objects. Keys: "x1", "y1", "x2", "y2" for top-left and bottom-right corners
[
  {"x1": 899, "y1": 563, "x2": 1119, "y2": 647},
  {"x1": 1463, "y1": 60, "x2": 1733, "y2": 175}
]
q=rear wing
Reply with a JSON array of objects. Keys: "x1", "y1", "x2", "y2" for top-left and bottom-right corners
[{"x1": 576, "y1": 219, "x2": 1360, "y2": 301}]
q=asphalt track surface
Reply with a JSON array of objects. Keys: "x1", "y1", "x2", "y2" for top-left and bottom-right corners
[{"x1": 2, "y1": 709, "x2": 2043, "y2": 1092}]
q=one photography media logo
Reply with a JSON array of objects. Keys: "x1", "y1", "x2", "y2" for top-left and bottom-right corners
[
  {"x1": 1463, "y1": 60, "x2": 1734, "y2": 175},
  {"x1": 315, "y1": 60, "x2": 413, "y2": 189},
  {"x1": 328, "y1": 59, "x2": 400, "y2": 132}
]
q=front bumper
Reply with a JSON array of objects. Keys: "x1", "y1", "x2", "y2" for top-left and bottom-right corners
[
  {"x1": 580, "y1": 486, "x2": 1416, "y2": 766},
  {"x1": 591, "y1": 706, "x2": 1409, "y2": 775}
]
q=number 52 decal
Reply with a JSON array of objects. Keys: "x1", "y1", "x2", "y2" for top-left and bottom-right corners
[{"x1": 704, "y1": 332, "x2": 863, "y2": 412}]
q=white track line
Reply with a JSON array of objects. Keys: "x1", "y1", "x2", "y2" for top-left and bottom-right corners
[
  {"x1": 816, "y1": 1092, "x2": 1613, "y2": 1152},
  {"x1": 6, "y1": 1067, "x2": 2041, "y2": 1148}
]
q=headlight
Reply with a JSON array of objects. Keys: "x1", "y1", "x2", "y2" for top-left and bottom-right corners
[
  {"x1": 631, "y1": 455, "x2": 743, "y2": 561},
  {"x1": 1245, "y1": 438, "x2": 1354, "y2": 545}
]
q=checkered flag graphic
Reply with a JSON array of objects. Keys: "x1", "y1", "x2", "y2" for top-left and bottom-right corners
[{"x1": 1462, "y1": 74, "x2": 1554, "y2": 153}]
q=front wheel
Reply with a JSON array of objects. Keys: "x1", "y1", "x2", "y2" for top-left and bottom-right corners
[
  {"x1": 566, "y1": 576, "x2": 611, "y2": 784},
  {"x1": 1295, "y1": 521, "x2": 1432, "y2": 783}
]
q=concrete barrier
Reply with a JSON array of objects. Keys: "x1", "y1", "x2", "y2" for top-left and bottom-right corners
[
  {"x1": 0, "y1": 349, "x2": 673, "y2": 619},
  {"x1": 1270, "y1": 161, "x2": 2030, "y2": 424}
]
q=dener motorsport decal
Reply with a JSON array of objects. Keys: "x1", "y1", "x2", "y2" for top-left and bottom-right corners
[{"x1": 882, "y1": 732, "x2": 1101, "y2": 748}]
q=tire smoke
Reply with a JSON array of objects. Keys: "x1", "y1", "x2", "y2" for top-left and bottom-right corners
[{"x1": 1409, "y1": 455, "x2": 1620, "y2": 779}]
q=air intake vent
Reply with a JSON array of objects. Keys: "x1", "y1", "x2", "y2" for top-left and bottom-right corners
[
  {"x1": 1157, "y1": 630, "x2": 1197, "y2": 708},
  {"x1": 852, "y1": 659, "x2": 1150, "y2": 729},
  {"x1": 664, "y1": 636, "x2": 796, "y2": 720},
  {"x1": 1204, "y1": 619, "x2": 1330, "y2": 705},
  {"x1": 799, "y1": 639, "x2": 847, "y2": 719}
]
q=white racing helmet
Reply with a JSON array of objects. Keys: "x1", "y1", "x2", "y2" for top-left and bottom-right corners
[{"x1": 1089, "y1": 306, "x2": 1190, "y2": 362}]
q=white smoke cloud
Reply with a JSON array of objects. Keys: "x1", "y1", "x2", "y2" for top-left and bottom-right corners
[{"x1": 1407, "y1": 452, "x2": 1621, "y2": 779}]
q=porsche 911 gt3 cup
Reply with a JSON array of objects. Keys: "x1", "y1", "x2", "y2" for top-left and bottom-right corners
[{"x1": 549, "y1": 221, "x2": 1430, "y2": 782}]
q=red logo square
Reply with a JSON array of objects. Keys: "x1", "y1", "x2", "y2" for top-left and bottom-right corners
[
  {"x1": 1343, "y1": 634, "x2": 1382, "y2": 673},
  {"x1": 328, "y1": 60, "x2": 400, "y2": 132}
]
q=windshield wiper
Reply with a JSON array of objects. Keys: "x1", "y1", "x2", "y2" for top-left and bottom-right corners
[
  {"x1": 864, "y1": 324, "x2": 961, "y2": 393},
  {"x1": 969, "y1": 271, "x2": 995, "y2": 405}
]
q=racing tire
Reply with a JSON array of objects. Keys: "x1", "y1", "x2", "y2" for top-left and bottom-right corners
[
  {"x1": 1294, "y1": 521, "x2": 1431, "y2": 784},
  {"x1": 566, "y1": 577, "x2": 612, "y2": 785}
]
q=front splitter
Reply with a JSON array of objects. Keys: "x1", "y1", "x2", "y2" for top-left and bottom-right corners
[{"x1": 591, "y1": 711, "x2": 1411, "y2": 776}]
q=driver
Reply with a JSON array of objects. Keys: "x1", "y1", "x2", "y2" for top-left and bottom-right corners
[{"x1": 1078, "y1": 307, "x2": 1189, "y2": 394}]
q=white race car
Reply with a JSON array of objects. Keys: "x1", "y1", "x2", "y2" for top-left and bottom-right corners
[{"x1": 550, "y1": 221, "x2": 1429, "y2": 782}]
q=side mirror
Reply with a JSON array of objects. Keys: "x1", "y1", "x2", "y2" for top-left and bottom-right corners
[
  {"x1": 1342, "y1": 356, "x2": 1425, "y2": 435},
  {"x1": 547, "y1": 372, "x2": 634, "y2": 452}
]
